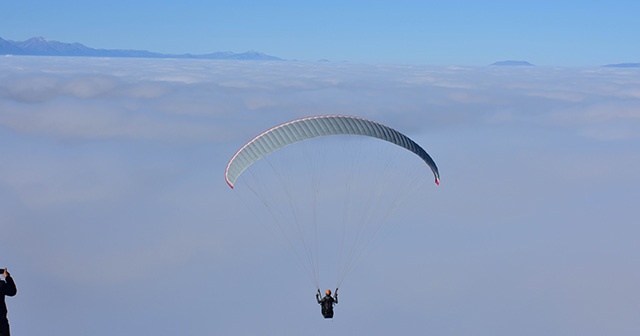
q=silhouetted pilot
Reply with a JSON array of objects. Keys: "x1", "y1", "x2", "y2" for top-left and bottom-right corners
[{"x1": 316, "y1": 288, "x2": 338, "y2": 318}]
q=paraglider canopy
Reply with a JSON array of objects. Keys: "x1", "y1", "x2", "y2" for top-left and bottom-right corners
[{"x1": 225, "y1": 115, "x2": 440, "y2": 189}]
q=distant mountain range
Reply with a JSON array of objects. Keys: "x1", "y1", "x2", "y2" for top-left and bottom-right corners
[
  {"x1": 3, "y1": 37, "x2": 638, "y2": 66},
  {"x1": 490, "y1": 60, "x2": 535, "y2": 66},
  {"x1": 603, "y1": 63, "x2": 640, "y2": 68},
  {"x1": 0, "y1": 36, "x2": 283, "y2": 61},
  {"x1": 490, "y1": 60, "x2": 640, "y2": 68}
]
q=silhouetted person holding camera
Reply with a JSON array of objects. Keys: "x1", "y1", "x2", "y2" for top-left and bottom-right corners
[{"x1": 0, "y1": 269, "x2": 17, "y2": 336}]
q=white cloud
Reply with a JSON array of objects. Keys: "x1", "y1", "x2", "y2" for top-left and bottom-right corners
[
  {"x1": 1, "y1": 57, "x2": 640, "y2": 336},
  {"x1": 2, "y1": 58, "x2": 639, "y2": 144}
]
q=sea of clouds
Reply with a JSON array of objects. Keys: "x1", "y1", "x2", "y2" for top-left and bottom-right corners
[{"x1": 1, "y1": 56, "x2": 639, "y2": 336}]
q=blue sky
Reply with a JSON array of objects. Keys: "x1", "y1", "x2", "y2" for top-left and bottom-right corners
[
  {"x1": 1, "y1": 1, "x2": 640, "y2": 335},
  {"x1": 3, "y1": 0, "x2": 640, "y2": 65},
  {"x1": 1, "y1": 56, "x2": 639, "y2": 335}
]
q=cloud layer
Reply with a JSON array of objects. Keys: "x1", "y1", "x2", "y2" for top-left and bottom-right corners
[
  {"x1": 3, "y1": 57, "x2": 639, "y2": 142},
  {"x1": 1, "y1": 56, "x2": 639, "y2": 336}
]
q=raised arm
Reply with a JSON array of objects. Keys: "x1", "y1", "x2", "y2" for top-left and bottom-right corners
[{"x1": 1, "y1": 269, "x2": 17, "y2": 297}]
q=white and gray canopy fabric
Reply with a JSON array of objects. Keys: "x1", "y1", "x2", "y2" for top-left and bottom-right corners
[{"x1": 225, "y1": 115, "x2": 440, "y2": 188}]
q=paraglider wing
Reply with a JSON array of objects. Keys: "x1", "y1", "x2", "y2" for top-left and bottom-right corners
[{"x1": 225, "y1": 115, "x2": 440, "y2": 188}]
